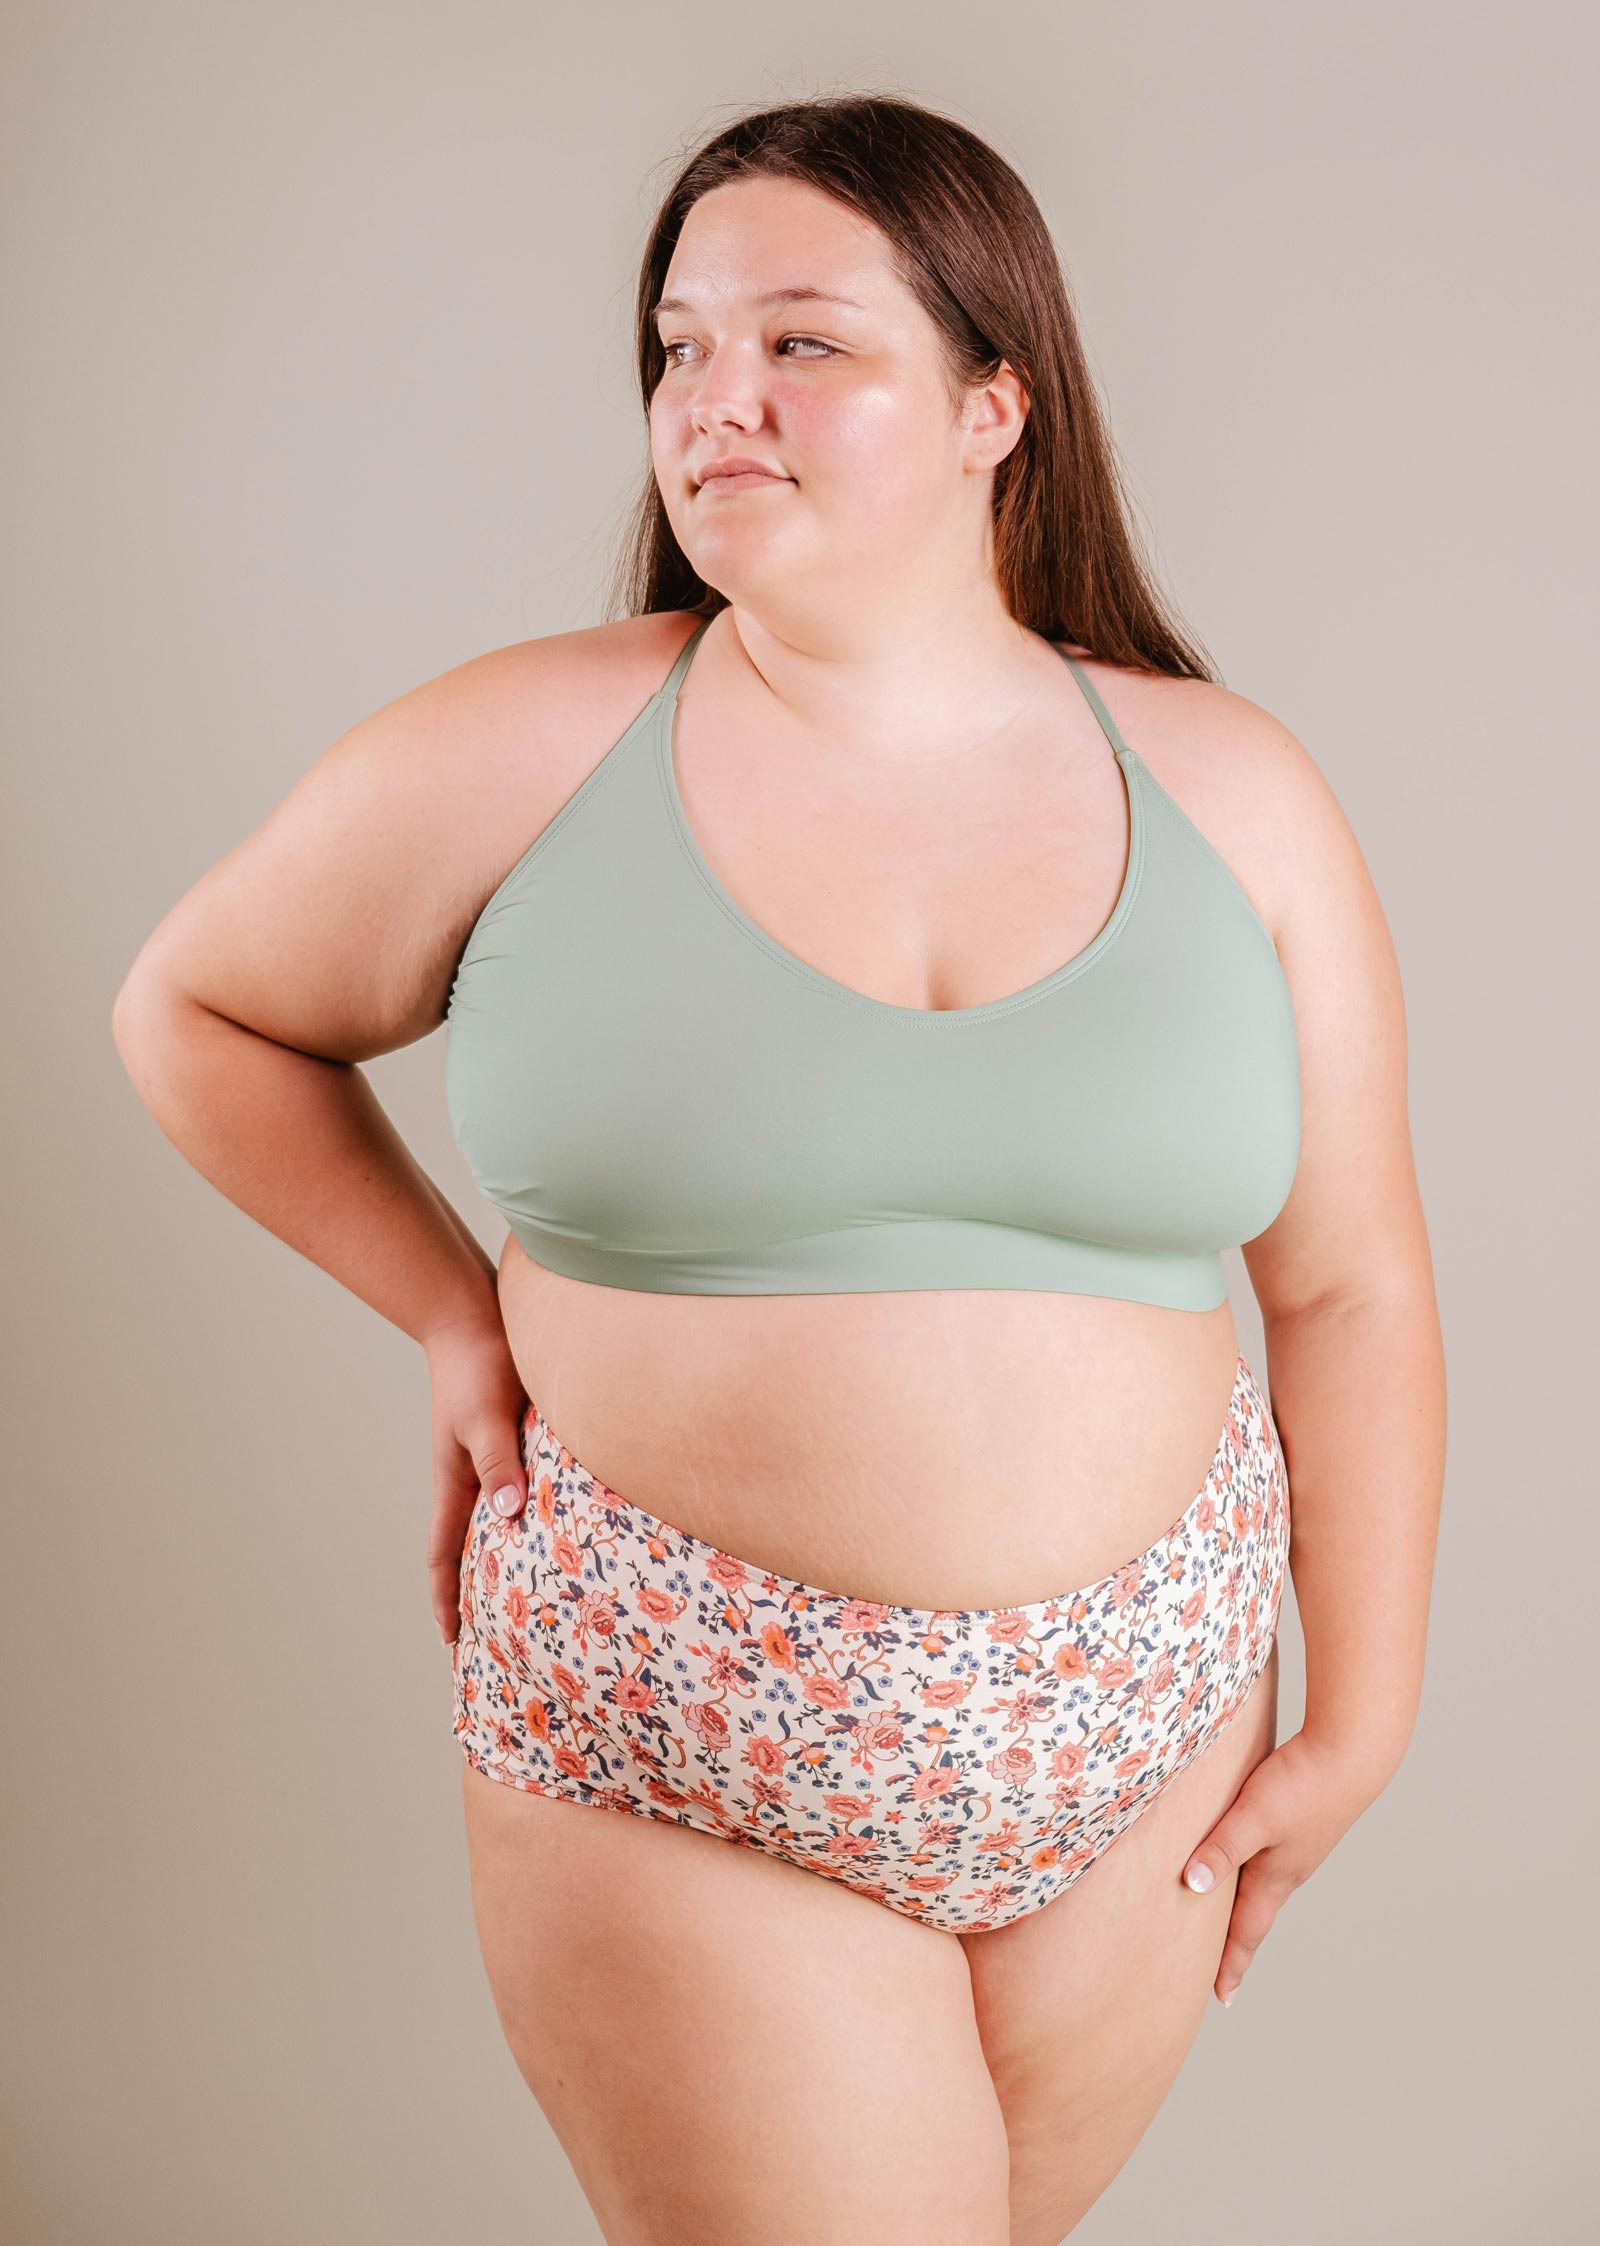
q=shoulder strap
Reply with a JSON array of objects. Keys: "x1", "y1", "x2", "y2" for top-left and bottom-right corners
[
  {"x1": 660, "y1": 614, "x2": 714, "y2": 699},
  {"x1": 1053, "y1": 646, "x2": 1134, "y2": 762}
]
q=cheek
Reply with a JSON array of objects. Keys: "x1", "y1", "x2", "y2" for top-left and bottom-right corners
[
  {"x1": 648, "y1": 391, "x2": 684, "y2": 466},
  {"x1": 798, "y1": 384, "x2": 949, "y2": 527}
]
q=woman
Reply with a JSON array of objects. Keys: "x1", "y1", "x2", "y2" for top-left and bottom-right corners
[{"x1": 113, "y1": 94, "x2": 1445, "y2": 2246}]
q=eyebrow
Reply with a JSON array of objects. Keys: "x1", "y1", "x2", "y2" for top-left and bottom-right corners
[{"x1": 651, "y1": 285, "x2": 870, "y2": 321}]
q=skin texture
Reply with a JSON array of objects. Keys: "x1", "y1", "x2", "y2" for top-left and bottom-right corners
[{"x1": 114, "y1": 169, "x2": 1445, "y2": 2243}]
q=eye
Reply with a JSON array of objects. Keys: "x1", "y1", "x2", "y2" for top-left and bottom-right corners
[{"x1": 658, "y1": 334, "x2": 838, "y2": 367}]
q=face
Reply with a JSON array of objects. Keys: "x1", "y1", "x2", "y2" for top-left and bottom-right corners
[{"x1": 648, "y1": 175, "x2": 1026, "y2": 620}]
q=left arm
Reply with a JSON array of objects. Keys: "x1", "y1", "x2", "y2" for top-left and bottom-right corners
[
  {"x1": 1240, "y1": 710, "x2": 1446, "y2": 1776},
  {"x1": 1177, "y1": 692, "x2": 1446, "y2": 1999}
]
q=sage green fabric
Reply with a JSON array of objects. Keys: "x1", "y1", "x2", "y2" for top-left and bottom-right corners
[{"x1": 446, "y1": 617, "x2": 1300, "y2": 1309}]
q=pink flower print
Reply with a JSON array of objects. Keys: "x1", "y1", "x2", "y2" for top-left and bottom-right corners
[
  {"x1": 921, "y1": 1676, "x2": 974, "y2": 1707},
  {"x1": 523, "y1": 1698, "x2": 553, "y2": 1740},
  {"x1": 837, "y1": 1600, "x2": 895, "y2": 1634},
  {"x1": 823, "y1": 1792, "x2": 873, "y2": 1824},
  {"x1": 684, "y1": 1700, "x2": 730, "y2": 1753},
  {"x1": 759, "y1": 1622, "x2": 799, "y2": 1671},
  {"x1": 552, "y1": 1532, "x2": 584, "y2": 1577},
  {"x1": 991, "y1": 1744, "x2": 1038, "y2": 1786},
  {"x1": 744, "y1": 1734, "x2": 789, "y2": 1780},
  {"x1": 1196, "y1": 1493, "x2": 1217, "y2": 1534},
  {"x1": 481, "y1": 1546, "x2": 501, "y2": 1596},
  {"x1": 706, "y1": 1553, "x2": 750, "y2": 1591},
  {"x1": 988, "y1": 1610, "x2": 1031, "y2": 1647},
  {"x1": 552, "y1": 1745, "x2": 592, "y2": 1784},
  {"x1": 919, "y1": 1818, "x2": 965, "y2": 1850},
  {"x1": 909, "y1": 1764, "x2": 963, "y2": 1804},
  {"x1": 1223, "y1": 1620, "x2": 1241, "y2": 1663},
  {"x1": 578, "y1": 1594, "x2": 618, "y2": 1639},
  {"x1": 826, "y1": 1831, "x2": 880, "y2": 1861},
  {"x1": 1050, "y1": 1739, "x2": 1090, "y2": 1782},
  {"x1": 698, "y1": 1645, "x2": 748, "y2": 1689},
  {"x1": 801, "y1": 1675, "x2": 852, "y2": 1709},
  {"x1": 550, "y1": 1663, "x2": 585, "y2": 1702},
  {"x1": 532, "y1": 1473, "x2": 557, "y2": 1528},
  {"x1": 1097, "y1": 1652, "x2": 1135, "y2": 1691},
  {"x1": 635, "y1": 1581, "x2": 680, "y2": 1625},
  {"x1": 1180, "y1": 1586, "x2": 1207, "y2": 1628},
  {"x1": 1051, "y1": 1638, "x2": 1092, "y2": 1681},
  {"x1": 1110, "y1": 1561, "x2": 1147, "y2": 1612},
  {"x1": 612, "y1": 1676, "x2": 657, "y2": 1714},
  {"x1": 853, "y1": 1713, "x2": 908, "y2": 1758}
]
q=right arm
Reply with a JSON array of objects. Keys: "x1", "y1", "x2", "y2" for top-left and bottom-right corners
[{"x1": 110, "y1": 631, "x2": 593, "y2": 1642}]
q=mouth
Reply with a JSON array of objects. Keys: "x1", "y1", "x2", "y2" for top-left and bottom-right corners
[{"x1": 695, "y1": 464, "x2": 793, "y2": 492}]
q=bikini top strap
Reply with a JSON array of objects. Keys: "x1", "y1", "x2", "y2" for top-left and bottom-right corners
[
  {"x1": 660, "y1": 614, "x2": 714, "y2": 700},
  {"x1": 1052, "y1": 645, "x2": 1134, "y2": 763}
]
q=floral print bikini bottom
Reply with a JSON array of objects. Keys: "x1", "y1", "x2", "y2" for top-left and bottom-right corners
[{"x1": 451, "y1": 1349, "x2": 1290, "y2": 1934}]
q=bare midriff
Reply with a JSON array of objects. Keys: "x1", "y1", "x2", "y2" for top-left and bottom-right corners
[{"x1": 495, "y1": 1239, "x2": 1244, "y2": 1614}]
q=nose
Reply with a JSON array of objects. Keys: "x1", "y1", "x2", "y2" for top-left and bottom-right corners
[{"x1": 685, "y1": 339, "x2": 771, "y2": 433}]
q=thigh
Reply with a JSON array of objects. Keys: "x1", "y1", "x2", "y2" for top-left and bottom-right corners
[
  {"x1": 960, "y1": 1639, "x2": 1281, "y2": 2245},
  {"x1": 460, "y1": 1764, "x2": 1014, "y2": 2246}
]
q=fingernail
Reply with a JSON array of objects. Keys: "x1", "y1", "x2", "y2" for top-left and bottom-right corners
[
  {"x1": 490, "y1": 1484, "x2": 522, "y2": 1515},
  {"x1": 1185, "y1": 1861, "x2": 1215, "y2": 1892},
  {"x1": 1222, "y1": 1988, "x2": 1237, "y2": 2007}
]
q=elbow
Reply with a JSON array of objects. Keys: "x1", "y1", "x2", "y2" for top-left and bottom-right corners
[
  {"x1": 110, "y1": 964, "x2": 152, "y2": 1057},
  {"x1": 110, "y1": 956, "x2": 184, "y2": 1068}
]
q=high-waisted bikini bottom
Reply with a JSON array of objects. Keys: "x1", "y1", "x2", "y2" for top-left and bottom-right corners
[{"x1": 450, "y1": 1350, "x2": 1290, "y2": 1935}]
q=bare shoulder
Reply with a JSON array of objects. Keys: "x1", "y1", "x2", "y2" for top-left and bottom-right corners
[
  {"x1": 1072, "y1": 652, "x2": 1375, "y2": 966},
  {"x1": 415, "y1": 608, "x2": 701, "y2": 913},
  {"x1": 117, "y1": 611, "x2": 704, "y2": 1062}
]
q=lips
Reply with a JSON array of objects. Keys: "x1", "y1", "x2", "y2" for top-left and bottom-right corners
[{"x1": 696, "y1": 459, "x2": 790, "y2": 486}]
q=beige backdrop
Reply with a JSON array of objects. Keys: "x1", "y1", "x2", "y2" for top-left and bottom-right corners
[{"x1": 5, "y1": 3, "x2": 1594, "y2": 2240}]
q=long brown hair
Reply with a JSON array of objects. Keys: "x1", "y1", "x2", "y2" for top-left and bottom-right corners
[{"x1": 605, "y1": 92, "x2": 1217, "y2": 683}]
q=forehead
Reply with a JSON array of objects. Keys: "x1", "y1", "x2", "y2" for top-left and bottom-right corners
[{"x1": 658, "y1": 178, "x2": 898, "y2": 313}]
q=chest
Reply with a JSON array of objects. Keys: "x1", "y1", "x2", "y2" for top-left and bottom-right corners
[{"x1": 667, "y1": 719, "x2": 1136, "y2": 1016}]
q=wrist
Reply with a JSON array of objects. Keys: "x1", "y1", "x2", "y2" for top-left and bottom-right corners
[
  {"x1": 1297, "y1": 1715, "x2": 1412, "y2": 1791},
  {"x1": 418, "y1": 1282, "x2": 504, "y2": 1355}
]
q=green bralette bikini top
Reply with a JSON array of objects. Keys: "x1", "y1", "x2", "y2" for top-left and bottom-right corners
[{"x1": 445, "y1": 616, "x2": 1301, "y2": 1309}]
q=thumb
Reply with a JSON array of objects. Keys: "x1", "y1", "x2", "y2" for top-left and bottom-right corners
[
  {"x1": 473, "y1": 1428, "x2": 529, "y2": 1521},
  {"x1": 1182, "y1": 1790, "x2": 1264, "y2": 1897}
]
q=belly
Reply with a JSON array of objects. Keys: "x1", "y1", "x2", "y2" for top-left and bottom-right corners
[{"x1": 495, "y1": 1236, "x2": 1244, "y2": 1612}]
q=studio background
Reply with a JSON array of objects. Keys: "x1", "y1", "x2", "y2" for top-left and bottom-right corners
[{"x1": 4, "y1": 3, "x2": 1592, "y2": 2240}]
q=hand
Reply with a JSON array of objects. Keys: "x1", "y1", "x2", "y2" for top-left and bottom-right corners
[
  {"x1": 1180, "y1": 1729, "x2": 1397, "y2": 2006},
  {"x1": 422, "y1": 1311, "x2": 531, "y2": 1648}
]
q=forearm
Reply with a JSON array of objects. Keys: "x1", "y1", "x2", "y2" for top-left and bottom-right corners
[
  {"x1": 111, "y1": 970, "x2": 500, "y2": 1350},
  {"x1": 1262, "y1": 1286, "x2": 1447, "y2": 1776}
]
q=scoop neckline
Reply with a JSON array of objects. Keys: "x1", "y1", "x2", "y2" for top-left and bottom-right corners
[{"x1": 654, "y1": 628, "x2": 1147, "y2": 1025}]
